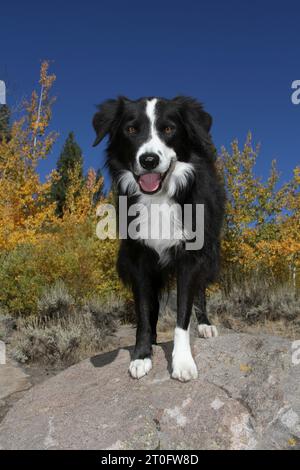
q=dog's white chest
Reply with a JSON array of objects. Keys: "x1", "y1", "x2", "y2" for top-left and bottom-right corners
[{"x1": 134, "y1": 194, "x2": 185, "y2": 263}]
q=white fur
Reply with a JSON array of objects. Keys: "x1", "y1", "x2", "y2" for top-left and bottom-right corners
[
  {"x1": 167, "y1": 161, "x2": 194, "y2": 197},
  {"x1": 129, "y1": 358, "x2": 152, "y2": 379},
  {"x1": 197, "y1": 324, "x2": 218, "y2": 338},
  {"x1": 117, "y1": 170, "x2": 139, "y2": 196},
  {"x1": 117, "y1": 161, "x2": 194, "y2": 199},
  {"x1": 132, "y1": 162, "x2": 195, "y2": 264},
  {"x1": 135, "y1": 99, "x2": 176, "y2": 175},
  {"x1": 116, "y1": 168, "x2": 194, "y2": 264},
  {"x1": 134, "y1": 192, "x2": 187, "y2": 265},
  {"x1": 172, "y1": 326, "x2": 198, "y2": 382}
]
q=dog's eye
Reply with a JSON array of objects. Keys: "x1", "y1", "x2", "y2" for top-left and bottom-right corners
[
  {"x1": 127, "y1": 126, "x2": 137, "y2": 135},
  {"x1": 163, "y1": 126, "x2": 173, "y2": 135}
]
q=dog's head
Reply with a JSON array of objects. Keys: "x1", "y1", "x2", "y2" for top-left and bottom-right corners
[{"x1": 92, "y1": 96, "x2": 213, "y2": 197}]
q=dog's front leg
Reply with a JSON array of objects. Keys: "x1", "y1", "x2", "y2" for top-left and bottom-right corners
[
  {"x1": 129, "y1": 281, "x2": 159, "y2": 379},
  {"x1": 172, "y1": 258, "x2": 198, "y2": 382}
]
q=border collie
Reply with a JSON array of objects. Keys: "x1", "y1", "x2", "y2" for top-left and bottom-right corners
[{"x1": 93, "y1": 96, "x2": 225, "y2": 382}]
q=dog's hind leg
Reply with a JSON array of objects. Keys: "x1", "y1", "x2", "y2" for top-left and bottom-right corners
[{"x1": 195, "y1": 285, "x2": 218, "y2": 338}]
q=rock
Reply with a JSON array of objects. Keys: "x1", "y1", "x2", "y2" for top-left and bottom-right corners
[
  {"x1": 0, "y1": 333, "x2": 299, "y2": 450},
  {"x1": 0, "y1": 359, "x2": 31, "y2": 401}
]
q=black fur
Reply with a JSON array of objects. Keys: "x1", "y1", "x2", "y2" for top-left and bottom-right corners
[{"x1": 93, "y1": 96, "x2": 225, "y2": 366}]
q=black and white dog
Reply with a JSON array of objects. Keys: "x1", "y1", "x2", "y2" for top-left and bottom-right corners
[{"x1": 93, "y1": 96, "x2": 224, "y2": 382}]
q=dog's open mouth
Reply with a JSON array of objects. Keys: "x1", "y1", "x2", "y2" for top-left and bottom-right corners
[
  {"x1": 137, "y1": 165, "x2": 173, "y2": 194},
  {"x1": 138, "y1": 173, "x2": 162, "y2": 193}
]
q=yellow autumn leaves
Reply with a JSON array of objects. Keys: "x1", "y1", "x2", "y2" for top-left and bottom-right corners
[{"x1": 217, "y1": 135, "x2": 300, "y2": 286}]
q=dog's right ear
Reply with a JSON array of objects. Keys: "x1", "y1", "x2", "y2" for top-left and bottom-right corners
[{"x1": 92, "y1": 98, "x2": 120, "y2": 147}]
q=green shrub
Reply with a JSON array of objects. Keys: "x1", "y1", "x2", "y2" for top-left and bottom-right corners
[
  {"x1": 0, "y1": 245, "x2": 46, "y2": 315},
  {"x1": 0, "y1": 221, "x2": 127, "y2": 317}
]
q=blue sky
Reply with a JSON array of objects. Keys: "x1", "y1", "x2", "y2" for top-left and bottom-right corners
[{"x1": 1, "y1": 0, "x2": 299, "y2": 189}]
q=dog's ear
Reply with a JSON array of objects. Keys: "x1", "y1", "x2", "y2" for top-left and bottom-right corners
[
  {"x1": 92, "y1": 98, "x2": 121, "y2": 147},
  {"x1": 173, "y1": 96, "x2": 213, "y2": 150}
]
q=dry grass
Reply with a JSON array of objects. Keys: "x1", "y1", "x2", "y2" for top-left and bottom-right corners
[
  {"x1": 10, "y1": 282, "x2": 125, "y2": 367},
  {"x1": 157, "y1": 279, "x2": 300, "y2": 340},
  {"x1": 5, "y1": 276, "x2": 300, "y2": 367},
  {"x1": 207, "y1": 279, "x2": 300, "y2": 339},
  {"x1": 11, "y1": 312, "x2": 116, "y2": 366}
]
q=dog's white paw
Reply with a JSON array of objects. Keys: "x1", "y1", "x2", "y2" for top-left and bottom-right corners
[
  {"x1": 129, "y1": 358, "x2": 152, "y2": 379},
  {"x1": 172, "y1": 355, "x2": 198, "y2": 382},
  {"x1": 198, "y1": 324, "x2": 218, "y2": 338}
]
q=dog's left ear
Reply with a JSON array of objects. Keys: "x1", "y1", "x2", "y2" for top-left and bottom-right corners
[
  {"x1": 173, "y1": 96, "x2": 213, "y2": 150},
  {"x1": 92, "y1": 98, "x2": 121, "y2": 147}
]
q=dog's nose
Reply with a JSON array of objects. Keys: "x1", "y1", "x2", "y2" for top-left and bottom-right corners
[{"x1": 139, "y1": 153, "x2": 159, "y2": 170}]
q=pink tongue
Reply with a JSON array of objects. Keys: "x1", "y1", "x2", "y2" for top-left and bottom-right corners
[{"x1": 138, "y1": 173, "x2": 161, "y2": 192}]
